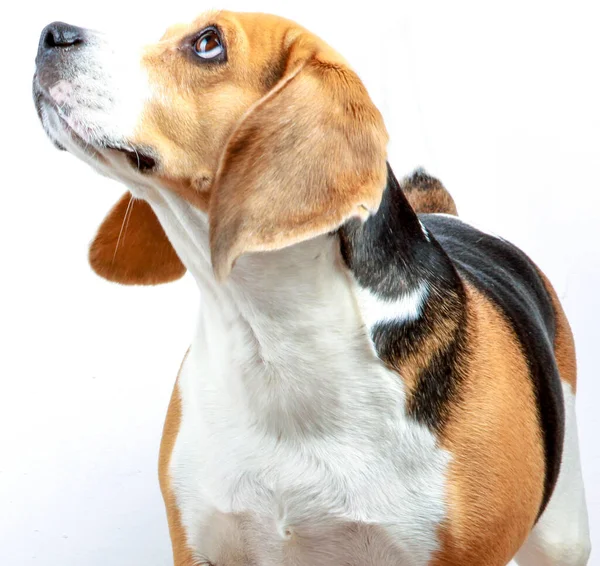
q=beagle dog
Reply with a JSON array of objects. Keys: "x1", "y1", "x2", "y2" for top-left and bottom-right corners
[{"x1": 33, "y1": 10, "x2": 591, "y2": 566}]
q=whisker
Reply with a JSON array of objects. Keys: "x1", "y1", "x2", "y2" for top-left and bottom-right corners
[
  {"x1": 126, "y1": 144, "x2": 142, "y2": 170},
  {"x1": 112, "y1": 195, "x2": 135, "y2": 264},
  {"x1": 123, "y1": 197, "x2": 135, "y2": 242}
]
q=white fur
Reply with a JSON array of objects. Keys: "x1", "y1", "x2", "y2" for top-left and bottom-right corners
[
  {"x1": 419, "y1": 219, "x2": 431, "y2": 242},
  {"x1": 145, "y1": 188, "x2": 450, "y2": 566},
  {"x1": 355, "y1": 282, "x2": 428, "y2": 330},
  {"x1": 515, "y1": 382, "x2": 591, "y2": 566},
  {"x1": 37, "y1": 31, "x2": 152, "y2": 182}
]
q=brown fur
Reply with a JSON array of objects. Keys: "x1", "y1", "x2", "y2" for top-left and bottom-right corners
[
  {"x1": 540, "y1": 272, "x2": 578, "y2": 391},
  {"x1": 158, "y1": 352, "x2": 196, "y2": 565},
  {"x1": 432, "y1": 284, "x2": 545, "y2": 565},
  {"x1": 402, "y1": 170, "x2": 458, "y2": 215},
  {"x1": 393, "y1": 299, "x2": 463, "y2": 395},
  {"x1": 89, "y1": 192, "x2": 185, "y2": 284},
  {"x1": 209, "y1": 27, "x2": 388, "y2": 279}
]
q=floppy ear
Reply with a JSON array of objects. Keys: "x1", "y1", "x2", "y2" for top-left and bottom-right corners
[
  {"x1": 209, "y1": 35, "x2": 389, "y2": 280},
  {"x1": 89, "y1": 192, "x2": 186, "y2": 285}
]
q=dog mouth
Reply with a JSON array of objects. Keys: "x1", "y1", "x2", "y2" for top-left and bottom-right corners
[
  {"x1": 106, "y1": 146, "x2": 157, "y2": 172},
  {"x1": 33, "y1": 85, "x2": 67, "y2": 151},
  {"x1": 34, "y1": 80, "x2": 104, "y2": 155},
  {"x1": 33, "y1": 79, "x2": 157, "y2": 173}
]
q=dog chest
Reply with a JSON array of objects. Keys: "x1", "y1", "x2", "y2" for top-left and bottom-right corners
[{"x1": 168, "y1": 343, "x2": 451, "y2": 565}]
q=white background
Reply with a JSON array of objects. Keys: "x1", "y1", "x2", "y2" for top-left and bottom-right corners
[{"x1": 1, "y1": 1, "x2": 598, "y2": 564}]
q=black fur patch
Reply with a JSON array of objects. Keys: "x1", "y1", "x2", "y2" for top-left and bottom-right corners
[
  {"x1": 420, "y1": 213, "x2": 564, "y2": 518},
  {"x1": 340, "y1": 165, "x2": 468, "y2": 431},
  {"x1": 339, "y1": 165, "x2": 461, "y2": 299},
  {"x1": 407, "y1": 329, "x2": 467, "y2": 431},
  {"x1": 340, "y1": 164, "x2": 563, "y2": 519}
]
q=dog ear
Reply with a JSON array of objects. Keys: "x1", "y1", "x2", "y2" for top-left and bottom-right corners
[
  {"x1": 209, "y1": 35, "x2": 388, "y2": 280},
  {"x1": 89, "y1": 192, "x2": 186, "y2": 285}
]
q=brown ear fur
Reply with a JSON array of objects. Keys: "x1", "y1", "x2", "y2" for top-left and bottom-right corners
[
  {"x1": 89, "y1": 192, "x2": 186, "y2": 285},
  {"x1": 209, "y1": 35, "x2": 389, "y2": 280}
]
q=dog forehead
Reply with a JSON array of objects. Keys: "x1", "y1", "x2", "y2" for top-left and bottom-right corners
[
  {"x1": 157, "y1": 11, "x2": 301, "y2": 45},
  {"x1": 159, "y1": 10, "x2": 222, "y2": 42}
]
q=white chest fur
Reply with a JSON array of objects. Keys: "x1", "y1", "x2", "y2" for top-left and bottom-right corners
[
  {"x1": 172, "y1": 350, "x2": 450, "y2": 565},
  {"x1": 147, "y1": 190, "x2": 450, "y2": 565},
  {"x1": 170, "y1": 250, "x2": 450, "y2": 564}
]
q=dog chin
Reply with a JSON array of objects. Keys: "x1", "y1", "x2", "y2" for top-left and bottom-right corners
[
  {"x1": 33, "y1": 82, "x2": 142, "y2": 183},
  {"x1": 34, "y1": 94, "x2": 160, "y2": 193}
]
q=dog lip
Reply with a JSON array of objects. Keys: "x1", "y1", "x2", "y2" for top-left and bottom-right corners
[
  {"x1": 105, "y1": 145, "x2": 158, "y2": 173},
  {"x1": 32, "y1": 83, "x2": 66, "y2": 151},
  {"x1": 34, "y1": 89, "x2": 108, "y2": 159},
  {"x1": 32, "y1": 78, "x2": 66, "y2": 118},
  {"x1": 33, "y1": 74, "x2": 156, "y2": 172}
]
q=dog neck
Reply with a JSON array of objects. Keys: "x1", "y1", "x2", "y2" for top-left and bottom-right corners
[
  {"x1": 142, "y1": 165, "x2": 466, "y2": 433},
  {"x1": 339, "y1": 166, "x2": 468, "y2": 431},
  {"x1": 144, "y1": 183, "x2": 361, "y2": 337}
]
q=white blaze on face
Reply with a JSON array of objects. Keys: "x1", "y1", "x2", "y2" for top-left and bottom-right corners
[
  {"x1": 70, "y1": 33, "x2": 152, "y2": 147},
  {"x1": 38, "y1": 28, "x2": 158, "y2": 187}
]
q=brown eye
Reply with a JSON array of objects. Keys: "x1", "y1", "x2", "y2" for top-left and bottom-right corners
[{"x1": 194, "y1": 28, "x2": 224, "y2": 60}]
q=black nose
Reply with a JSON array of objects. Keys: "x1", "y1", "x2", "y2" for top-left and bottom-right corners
[{"x1": 39, "y1": 22, "x2": 85, "y2": 53}]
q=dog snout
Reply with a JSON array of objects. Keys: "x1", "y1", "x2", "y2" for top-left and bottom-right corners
[{"x1": 38, "y1": 22, "x2": 86, "y2": 60}]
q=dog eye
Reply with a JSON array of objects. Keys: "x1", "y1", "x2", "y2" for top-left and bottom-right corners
[{"x1": 194, "y1": 28, "x2": 224, "y2": 60}]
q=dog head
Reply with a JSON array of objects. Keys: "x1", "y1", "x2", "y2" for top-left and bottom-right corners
[{"x1": 33, "y1": 11, "x2": 388, "y2": 283}]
